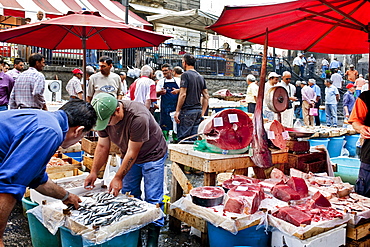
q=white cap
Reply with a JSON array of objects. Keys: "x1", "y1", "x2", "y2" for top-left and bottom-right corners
[
  {"x1": 268, "y1": 72, "x2": 280, "y2": 79},
  {"x1": 308, "y1": 79, "x2": 316, "y2": 84},
  {"x1": 246, "y1": 74, "x2": 256, "y2": 82}
]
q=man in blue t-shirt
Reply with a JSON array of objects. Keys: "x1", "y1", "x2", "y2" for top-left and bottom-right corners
[
  {"x1": 0, "y1": 100, "x2": 97, "y2": 245},
  {"x1": 174, "y1": 54, "x2": 209, "y2": 142}
]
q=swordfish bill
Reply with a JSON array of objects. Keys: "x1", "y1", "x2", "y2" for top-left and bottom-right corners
[{"x1": 251, "y1": 29, "x2": 273, "y2": 168}]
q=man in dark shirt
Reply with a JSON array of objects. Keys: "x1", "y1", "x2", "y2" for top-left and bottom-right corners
[
  {"x1": 174, "y1": 54, "x2": 209, "y2": 141},
  {"x1": 85, "y1": 93, "x2": 168, "y2": 247},
  {"x1": 294, "y1": 80, "x2": 303, "y2": 119}
]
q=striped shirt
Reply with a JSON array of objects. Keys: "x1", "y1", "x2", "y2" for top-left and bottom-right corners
[
  {"x1": 9, "y1": 67, "x2": 46, "y2": 109},
  {"x1": 66, "y1": 76, "x2": 82, "y2": 97}
]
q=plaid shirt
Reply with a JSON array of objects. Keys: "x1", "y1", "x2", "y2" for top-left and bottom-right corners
[
  {"x1": 66, "y1": 76, "x2": 82, "y2": 97},
  {"x1": 9, "y1": 67, "x2": 46, "y2": 109}
]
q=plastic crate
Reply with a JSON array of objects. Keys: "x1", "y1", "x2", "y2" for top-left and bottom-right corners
[
  {"x1": 207, "y1": 222, "x2": 270, "y2": 247},
  {"x1": 59, "y1": 226, "x2": 139, "y2": 247},
  {"x1": 331, "y1": 156, "x2": 360, "y2": 184}
]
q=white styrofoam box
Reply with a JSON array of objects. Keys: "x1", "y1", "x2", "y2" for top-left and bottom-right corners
[
  {"x1": 30, "y1": 173, "x2": 101, "y2": 205},
  {"x1": 271, "y1": 224, "x2": 346, "y2": 247}
]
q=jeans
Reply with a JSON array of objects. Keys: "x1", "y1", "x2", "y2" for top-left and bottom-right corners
[
  {"x1": 234, "y1": 63, "x2": 241, "y2": 77},
  {"x1": 122, "y1": 154, "x2": 167, "y2": 227},
  {"x1": 0, "y1": 105, "x2": 8, "y2": 111},
  {"x1": 355, "y1": 162, "x2": 370, "y2": 197},
  {"x1": 86, "y1": 49, "x2": 97, "y2": 66},
  {"x1": 325, "y1": 104, "x2": 338, "y2": 127},
  {"x1": 294, "y1": 105, "x2": 302, "y2": 119},
  {"x1": 177, "y1": 109, "x2": 202, "y2": 141}
]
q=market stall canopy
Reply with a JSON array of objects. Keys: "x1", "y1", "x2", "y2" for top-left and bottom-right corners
[
  {"x1": 207, "y1": 0, "x2": 370, "y2": 54},
  {"x1": 147, "y1": 9, "x2": 218, "y2": 33},
  {"x1": 0, "y1": 11, "x2": 171, "y2": 99},
  {"x1": 0, "y1": 0, "x2": 151, "y2": 28}
]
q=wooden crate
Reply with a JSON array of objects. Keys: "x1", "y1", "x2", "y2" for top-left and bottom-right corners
[
  {"x1": 347, "y1": 221, "x2": 370, "y2": 241},
  {"x1": 83, "y1": 155, "x2": 106, "y2": 178},
  {"x1": 347, "y1": 234, "x2": 370, "y2": 247},
  {"x1": 81, "y1": 137, "x2": 120, "y2": 155},
  {"x1": 46, "y1": 153, "x2": 81, "y2": 174}
]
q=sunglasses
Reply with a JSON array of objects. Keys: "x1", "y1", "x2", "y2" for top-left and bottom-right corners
[{"x1": 285, "y1": 78, "x2": 292, "y2": 80}]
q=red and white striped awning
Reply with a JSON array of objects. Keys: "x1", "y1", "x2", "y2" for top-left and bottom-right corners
[{"x1": 0, "y1": 0, "x2": 151, "y2": 28}]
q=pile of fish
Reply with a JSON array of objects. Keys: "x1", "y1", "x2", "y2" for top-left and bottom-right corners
[{"x1": 71, "y1": 192, "x2": 147, "y2": 227}]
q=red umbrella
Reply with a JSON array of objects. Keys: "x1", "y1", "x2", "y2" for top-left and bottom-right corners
[
  {"x1": 208, "y1": 0, "x2": 369, "y2": 55},
  {"x1": 0, "y1": 11, "x2": 171, "y2": 98}
]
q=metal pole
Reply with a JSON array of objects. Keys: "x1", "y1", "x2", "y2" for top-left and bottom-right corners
[
  {"x1": 125, "y1": 0, "x2": 129, "y2": 24},
  {"x1": 82, "y1": 27, "x2": 87, "y2": 101}
]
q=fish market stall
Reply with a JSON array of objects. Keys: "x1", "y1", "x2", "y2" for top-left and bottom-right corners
[
  {"x1": 168, "y1": 143, "x2": 288, "y2": 245},
  {"x1": 27, "y1": 189, "x2": 163, "y2": 246},
  {"x1": 169, "y1": 169, "x2": 358, "y2": 246}
]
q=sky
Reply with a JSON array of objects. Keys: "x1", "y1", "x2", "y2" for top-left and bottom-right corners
[{"x1": 200, "y1": 0, "x2": 296, "y2": 15}]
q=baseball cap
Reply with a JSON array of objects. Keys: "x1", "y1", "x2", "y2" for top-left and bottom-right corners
[
  {"x1": 308, "y1": 79, "x2": 316, "y2": 84},
  {"x1": 246, "y1": 74, "x2": 256, "y2": 82},
  {"x1": 301, "y1": 81, "x2": 307, "y2": 85},
  {"x1": 268, "y1": 72, "x2": 280, "y2": 79},
  {"x1": 91, "y1": 93, "x2": 118, "y2": 131},
  {"x1": 72, "y1": 68, "x2": 83, "y2": 74},
  {"x1": 349, "y1": 64, "x2": 354, "y2": 67},
  {"x1": 346, "y1": 83, "x2": 355, "y2": 89}
]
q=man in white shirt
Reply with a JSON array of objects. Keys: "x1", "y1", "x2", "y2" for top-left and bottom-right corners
[
  {"x1": 277, "y1": 71, "x2": 297, "y2": 127},
  {"x1": 293, "y1": 53, "x2": 304, "y2": 76},
  {"x1": 307, "y1": 54, "x2": 316, "y2": 77},
  {"x1": 245, "y1": 74, "x2": 258, "y2": 113},
  {"x1": 330, "y1": 69, "x2": 343, "y2": 89},
  {"x1": 66, "y1": 68, "x2": 83, "y2": 100},
  {"x1": 87, "y1": 56, "x2": 122, "y2": 103},
  {"x1": 264, "y1": 72, "x2": 280, "y2": 121},
  {"x1": 134, "y1": 65, "x2": 156, "y2": 109}
]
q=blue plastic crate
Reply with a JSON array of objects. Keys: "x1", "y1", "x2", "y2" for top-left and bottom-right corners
[
  {"x1": 207, "y1": 223, "x2": 270, "y2": 247},
  {"x1": 63, "y1": 151, "x2": 83, "y2": 162},
  {"x1": 331, "y1": 157, "x2": 360, "y2": 184},
  {"x1": 59, "y1": 226, "x2": 139, "y2": 247}
]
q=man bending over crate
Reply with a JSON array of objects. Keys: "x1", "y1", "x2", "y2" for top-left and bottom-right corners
[
  {"x1": 85, "y1": 93, "x2": 168, "y2": 247},
  {"x1": 0, "y1": 100, "x2": 97, "y2": 247}
]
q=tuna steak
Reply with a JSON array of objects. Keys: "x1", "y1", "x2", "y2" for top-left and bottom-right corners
[
  {"x1": 224, "y1": 185, "x2": 264, "y2": 214},
  {"x1": 272, "y1": 184, "x2": 301, "y2": 201},
  {"x1": 274, "y1": 206, "x2": 311, "y2": 226},
  {"x1": 203, "y1": 109, "x2": 253, "y2": 150},
  {"x1": 287, "y1": 177, "x2": 308, "y2": 198},
  {"x1": 250, "y1": 38, "x2": 273, "y2": 168}
]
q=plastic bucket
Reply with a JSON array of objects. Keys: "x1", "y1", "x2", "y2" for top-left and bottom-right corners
[
  {"x1": 331, "y1": 157, "x2": 360, "y2": 184},
  {"x1": 207, "y1": 223, "x2": 270, "y2": 247},
  {"x1": 327, "y1": 136, "x2": 345, "y2": 158},
  {"x1": 308, "y1": 138, "x2": 329, "y2": 148},
  {"x1": 21, "y1": 197, "x2": 62, "y2": 247},
  {"x1": 345, "y1": 134, "x2": 360, "y2": 157},
  {"x1": 59, "y1": 226, "x2": 139, "y2": 247}
]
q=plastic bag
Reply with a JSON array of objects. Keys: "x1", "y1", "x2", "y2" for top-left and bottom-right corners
[
  {"x1": 309, "y1": 108, "x2": 318, "y2": 116},
  {"x1": 103, "y1": 154, "x2": 121, "y2": 186},
  {"x1": 194, "y1": 139, "x2": 249, "y2": 155}
]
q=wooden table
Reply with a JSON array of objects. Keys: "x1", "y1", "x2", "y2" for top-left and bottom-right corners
[{"x1": 168, "y1": 144, "x2": 288, "y2": 245}]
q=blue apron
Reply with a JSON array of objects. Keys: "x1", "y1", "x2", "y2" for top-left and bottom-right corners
[{"x1": 160, "y1": 78, "x2": 179, "y2": 131}]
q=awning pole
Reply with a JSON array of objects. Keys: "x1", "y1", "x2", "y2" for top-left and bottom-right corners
[{"x1": 82, "y1": 27, "x2": 87, "y2": 101}]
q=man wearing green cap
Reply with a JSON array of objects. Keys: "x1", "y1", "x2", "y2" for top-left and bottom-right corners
[{"x1": 85, "y1": 93, "x2": 167, "y2": 247}]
